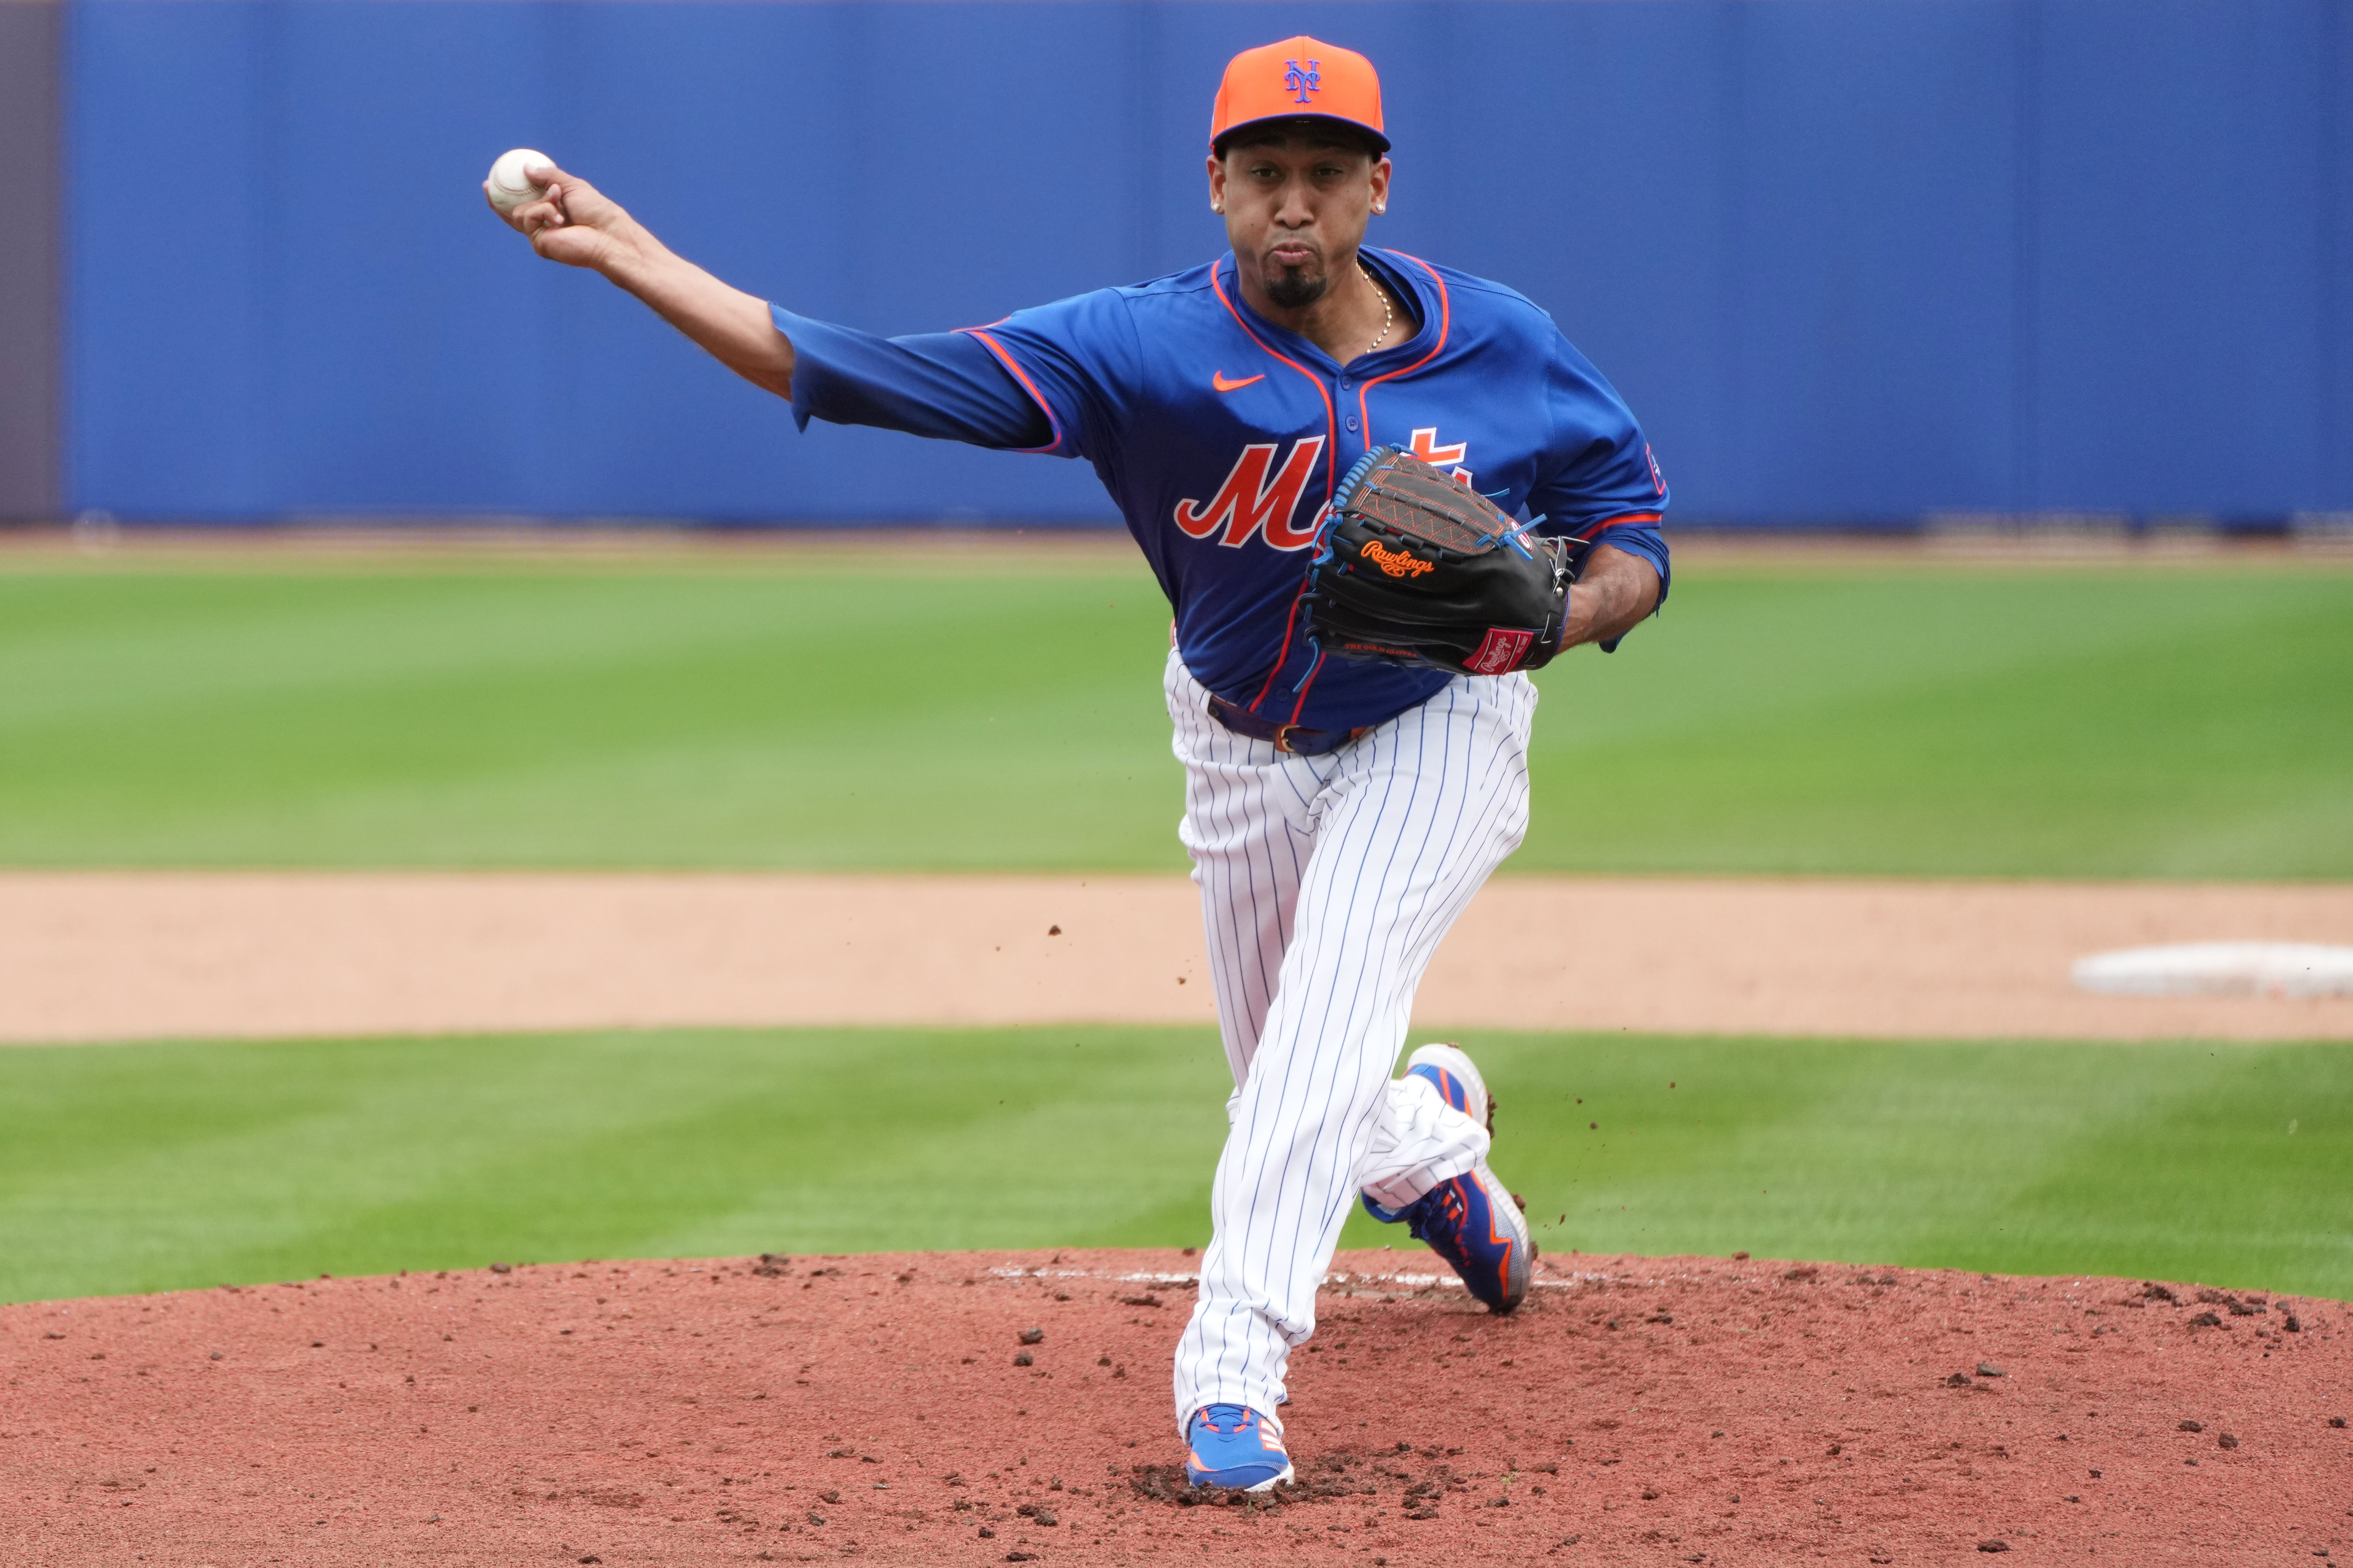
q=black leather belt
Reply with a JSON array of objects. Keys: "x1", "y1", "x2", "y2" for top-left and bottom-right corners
[{"x1": 1206, "y1": 696, "x2": 1369, "y2": 756}]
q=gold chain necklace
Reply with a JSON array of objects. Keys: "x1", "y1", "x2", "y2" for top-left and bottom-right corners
[{"x1": 1359, "y1": 260, "x2": 1394, "y2": 357}]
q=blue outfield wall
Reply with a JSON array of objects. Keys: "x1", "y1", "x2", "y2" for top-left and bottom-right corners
[{"x1": 64, "y1": 0, "x2": 2353, "y2": 523}]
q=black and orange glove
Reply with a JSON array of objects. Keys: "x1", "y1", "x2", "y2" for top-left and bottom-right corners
[{"x1": 1303, "y1": 446, "x2": 1577, "y2": 678}]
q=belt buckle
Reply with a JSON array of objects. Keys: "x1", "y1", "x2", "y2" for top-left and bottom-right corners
[{"x1": 1272, "y1": 722, "x2": 1306, "y2": 755}]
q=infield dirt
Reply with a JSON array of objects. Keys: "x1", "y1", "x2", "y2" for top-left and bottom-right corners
[
  {"x1": 6, "y1": 871, "x2": 2352, "y2": 1045},
  {"x1": 4, "y1": 1248, "x2": 2346, "y2": 1565}
]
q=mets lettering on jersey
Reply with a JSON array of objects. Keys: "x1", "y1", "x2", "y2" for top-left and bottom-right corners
[
  {"x1": 779, "y1": 246, "x2": 1669, "y2": 731},
  {"x1": 1174, "y1": 439, "x2": 1327, "y2": 549},
  {"x1": 1407, "y1": 427, "x2": 1471, "y2": 488}
]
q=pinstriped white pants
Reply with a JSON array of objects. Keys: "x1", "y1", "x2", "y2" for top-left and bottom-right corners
[{"x1": 1164, "y1": 651, "x2": 1536, "y2": 1432}]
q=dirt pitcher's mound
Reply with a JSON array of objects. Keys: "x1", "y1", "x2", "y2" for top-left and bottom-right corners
[{"x1": 3, "y1": 1250, "x2": 2345, "y2": 1566}]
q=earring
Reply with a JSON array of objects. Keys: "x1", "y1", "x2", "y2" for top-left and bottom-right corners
[{"x1": 1212, "y1": 202, "x2": 1223, "y2": 213}]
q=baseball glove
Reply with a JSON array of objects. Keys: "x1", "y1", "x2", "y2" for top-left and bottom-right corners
[{"x1": 1303, "y1": 446, "x2": 1577, "y2": 678}]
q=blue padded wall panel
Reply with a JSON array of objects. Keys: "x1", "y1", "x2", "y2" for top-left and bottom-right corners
[
  {"x1": 62, "y1": 0, "x2": 2353, "y2": 522},
  {"x1": 2031, "y1": 0, "x2": 2334, "y2": 513},
  {"x1": 1721, "y1": 2, "x2": 2024, "y2": 517},
  {"x1": 68, "y1": 1, "x2": 268, "y2": 513},
  {"x1": 264, "y1": 1, "x2": 553, "y2": 511},
  {"x1": 2326, "y1": 0, "x2": 2352, "y2": 510}
]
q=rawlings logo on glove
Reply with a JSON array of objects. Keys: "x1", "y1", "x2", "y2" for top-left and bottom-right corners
[
  {"x1": 1303, "y1": 447, "x2": 1575, "y2": 678},
  {"x1": 1359, "y1": 540, "x2": 1435, "y2": 579}
]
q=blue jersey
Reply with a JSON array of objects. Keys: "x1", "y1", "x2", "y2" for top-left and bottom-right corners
[{"x1": 774, "y1": 247, "x2": 1669, "y2": 732}]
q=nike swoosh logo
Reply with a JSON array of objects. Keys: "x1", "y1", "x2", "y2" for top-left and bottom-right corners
[{"x1": 1212, "y1": 371, "x2": 1265, "y2": 393}]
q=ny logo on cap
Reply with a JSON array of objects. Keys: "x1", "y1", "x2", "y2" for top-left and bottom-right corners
[{"x1": 1284, "y1": 58, "x2": 1320, "y2": 103}]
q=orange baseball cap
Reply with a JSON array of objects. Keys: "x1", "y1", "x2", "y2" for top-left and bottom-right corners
[{"x1": 1209, "y1": 37, "x2": 1388, "y2": 155}]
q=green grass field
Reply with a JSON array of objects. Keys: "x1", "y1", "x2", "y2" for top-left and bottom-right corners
[
  {"x1": 2, "y1": 553, "x2": 2348, "y2": 876},
  {"x1": 2, "y1": 1025, "x2": 2345, "y2": 1307},
  {"x1": 3, "y1": 548, "x2": 2347, "y2": 1307}
]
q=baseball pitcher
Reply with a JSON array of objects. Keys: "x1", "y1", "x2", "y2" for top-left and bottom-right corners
[{"x1": 491, "y1": 36, "x2": 1670, "y2": 1491}]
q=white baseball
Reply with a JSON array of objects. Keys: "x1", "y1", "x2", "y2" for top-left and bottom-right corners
[{"x1": 486, "y1": 148, "x2": 553, "y2": 213}]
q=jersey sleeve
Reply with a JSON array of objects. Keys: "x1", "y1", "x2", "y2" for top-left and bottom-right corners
[
  {"x1": 769, "y1": 306, "x2": 1053, "y2": 451},
  {"x1": 953, "y1": 288, "x2": 1142, "y2": 464},
  {"x1": 1525, "y1": 331, "x2": 1673, "y2": 644}
]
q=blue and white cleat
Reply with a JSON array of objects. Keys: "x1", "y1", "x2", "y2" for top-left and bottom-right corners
[
  {"x1": 1185, "y1": 1403, "x2": 1294, "y2": 1491},
  {"x1": 1403, "y1": 1041, "x2": 1492, "y2": 1128},
  {"x1": 1391, "y1": 1162, "x2": 1534, "y2": 1314},
  {"x1": 1362, "y1": 1043, "x2": 1535, "y2": 1314}
]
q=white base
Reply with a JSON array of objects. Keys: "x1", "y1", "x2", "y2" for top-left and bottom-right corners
[{"x1": 2071, "y1": 942, "x2": 2353, "y2": 999}]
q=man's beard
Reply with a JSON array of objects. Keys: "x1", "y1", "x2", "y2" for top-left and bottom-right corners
[{"x1": 1263, "y1": 264, "x2": 1330, "y2": 310}]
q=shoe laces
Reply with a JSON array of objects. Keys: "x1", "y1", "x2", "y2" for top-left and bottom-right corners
[
  {"x1": 1194, "y1": 1403, "x2": 1254, "y2": 1436},
  {"x1": 1404, "y1": 1178, "x2": 1472, "y2": 1246}
]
